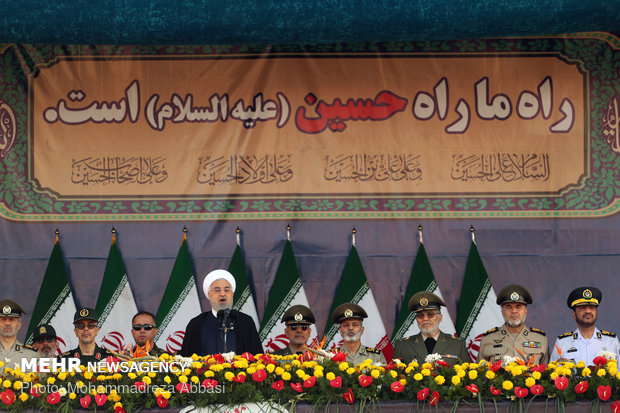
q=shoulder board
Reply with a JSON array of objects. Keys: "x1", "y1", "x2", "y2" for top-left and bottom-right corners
[
  {"x1": 483, "y1": 327, "x2": 498, "y2": 336},
  {"x1": 601, "y1": 330, "x2": 617, "y2": 337},
  {"x1": 24, "y1": 344, "x2": 36, "y2": 350},
  {"x1": 557, "y1": 332, "x2": 573, "y2": 339},
  {"x1": 530, "y1": 327, "x2": 546, "y2": 336},
  {"x1": 61, "y1": 351, "x2": 72, "y2": 357},
  {"x1": 365, "y1": 347, "x2": 381, "y2": 354}
]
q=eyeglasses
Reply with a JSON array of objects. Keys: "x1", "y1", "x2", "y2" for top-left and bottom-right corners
[
  {"x1": 75, "y1": 323, "x2": 97, "y2": 330},
  {"x1": 415, "y1": 311, "x2": 439, "y2": 319},
  {"x1": 288, "y1": 324, "x2": 309, "y2": 331},
  {"x1": 34, "y1": 337, "x2": 56, "y2": 343},
  {"x1": 133, "y1": 324, "x2": 155, "y2": 331},
  {"x1": 211, "y1": 287, "x2": 232, "y2": 294}
]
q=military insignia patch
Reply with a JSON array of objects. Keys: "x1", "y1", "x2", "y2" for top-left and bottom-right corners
[
  {"x1": 2, "y1": 306, "x2": 10, "y2": 315},
  {"x1": 344, "y1": 309, "x2": 353, "y2": 318},
  {"x1": 80, "y1": 308, "x2": 89, "y2": 317},
  {"x1": 523, "y1": 341, "x2": 541, "y2": 348},
  {"x1": 583, "y1": 289, "x2": 592, "y2": 299},
  {"x1": 39, "y1": 326, "x2": 47, "y2": 334},
  {"x1": 294, "y1": 313, "x2": 303, "y2": 322},
  {"x1": 567, "y1": 347, "x2": 578, "y2": 353},
  {"x1": 420, "y1": 298, "x2": 429, "y2": 306},
  {"x1": 510, "y1": 292, "x2": 520, "y2": 301}
]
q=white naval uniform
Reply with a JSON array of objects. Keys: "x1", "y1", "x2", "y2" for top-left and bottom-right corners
[{"x1": 550, "y1": 327, "x2": 620, "y2": 367}]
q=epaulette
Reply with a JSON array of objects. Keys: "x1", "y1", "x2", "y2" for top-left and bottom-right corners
[
  {"x1": 365, "y1": 347, "x2": 381, "y2": 354},
  {"x1": 61, "y1": 351, "x2": 72, "y2": 357},
  {"x1": 557, "y1": 332, "x2": 573, "y2": 339},
  {"x1": 483, "y1": 327, "x2": 498, "y2": 336},
  {"x1": 601, "y1": 330, "x2": 617, "y2": 338},
  {"x1": 529, "y1": 327, "x2": 546, "y2": 336},
  {"x1": 24, "y1": 344, "x2": 36, "y2": 350}
]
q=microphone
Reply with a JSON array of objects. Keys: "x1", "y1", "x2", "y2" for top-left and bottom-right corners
[{"x1": 217, "y1": 309, "x2": 231, "y2": 331}]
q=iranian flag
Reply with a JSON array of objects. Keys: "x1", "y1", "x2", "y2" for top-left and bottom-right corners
[
  {"x1": 229, "y1": 236, "x2": 260, "y2": 330},
  {"x1": 392, "y1": 239, "x2": 455, "y2": 341},
  {"x1": 324, "y1": 242, "x2": 393, "y2": 361},
  {"x1": 25, "y1": 235, "x2": 77, "y2": 355},
  {"x1": 259, "y1": 238, "x2": 313, "y2": 352},
  {"x1": 155, "y1": 234, "x2": 201, "y2": 354},
  {"x1": 95, "y1": 232, "x2": 138, "y2": 352},
  {"x1": 455, "y1": 237, "x2": 504, "y2": 362}
]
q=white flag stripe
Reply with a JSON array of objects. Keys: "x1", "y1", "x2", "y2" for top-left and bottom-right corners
[
  {"x1": 400, "y1": 288, "x2": 456, "y2": 337},
  {"x1": 98, "y1": 278, "x2": 138, "y2": 352},
  {"x1": 48, "y1": 291, "x2": 78, "y2": 353},
  {"x1": 155, "y1": 278, "x2": 201, "y2": 353}
]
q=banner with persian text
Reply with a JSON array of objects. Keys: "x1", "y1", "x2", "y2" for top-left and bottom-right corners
[{"x1": 0, "y1": 33, "x2": 618, "y2": 221}]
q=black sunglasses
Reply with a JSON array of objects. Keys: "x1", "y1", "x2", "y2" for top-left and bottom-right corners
[
  {"x1": 34, "y1": 337, "x2": 56, "y2": 343},
  {"x1": 288, "y1": 324, "x2": 309, "y2": 331},
  {"x1": 133, "y1": 324, "x2": 155, "y2": 331}
]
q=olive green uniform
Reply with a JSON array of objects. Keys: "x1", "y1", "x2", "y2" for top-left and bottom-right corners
[
  {"x1": 393, "y1": 331, "x2": 470, "y2": 365},
  {"x1": 476, "y1": 325, "x2": 548, "y2": 364},
  {"x1": 337, "y1": 344, "x2": 386, "y2": 365},
  {"x1": 62, "y1": 344, "x2": 113, "y2": 365}
]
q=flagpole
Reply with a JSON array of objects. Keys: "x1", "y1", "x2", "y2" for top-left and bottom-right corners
[
  {"x1": 55, "y1": 228, "x2": 60, "y2": 244},
  {"x1": 183, "y1": 226, "x2": 187, "y2": 242},
  {"x1": 418, "y1": 225, "x2": 423, "y2": 245},
  {"x1": 111, "y1": 227, "x2": 117, "y2": 243},
  {"x1": 352, "y1": 227, "x2": 356, "y2": 247},
  {"x1": 470, "y1": 225, "x2": 476, "y2": 244},
  {"x1": 236, "y1": 226, "x2": 241, "y2": 246},
  {"x1": 286, "y1": 224, "x2": 291, "y2": 241}
]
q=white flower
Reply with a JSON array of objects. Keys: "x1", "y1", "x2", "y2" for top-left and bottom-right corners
[
  {"x1": 58, "y1": 387, "x2": 67, "y2": 397},
  {"x1": 425, "y1": 353, "x2": 442, "y2": 363},
  {"x1": 598, "y1": 350, "x2": 616, "y2": 360},
  {"x1": 222, "y1": 352, "x2": 235, "y2": 363},
  {"x1": 502, "y1": 355, "x2": 517, "y2": 365}
]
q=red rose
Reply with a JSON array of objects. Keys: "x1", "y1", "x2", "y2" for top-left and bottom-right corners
[
  {"x1": 554, "y1": 376, "x2": 569, "y2": 391},
  {"x1": 95, "y1": 394, "x2": 107, "y2": 406},
  {"x1": 252, "y1": 369, "x2": 267, "y2": 383},
  {"x1": 80, "y1": 395, "x2": 91, "y2": 408},
  {"x1": 575, "y1": 381, "x2": 588, "y2": 394},
  {"x1": 0, "y1": 389, "x2": 15, "y2": 405},
  {"x1": 176, "y1": 382, "x2": 190, "y2": 393},
  {"x1": 429, "y1": 391, "x2": 440, "y2": 406},
  {"x1": 46, "y1": 392, "x2": 61, "y2": 405},
  {"x1": 344, "y1": 388, "x2": 354, "y2": 404},
  {"x1": 417, "y1": 388, "x2": 429, "y2": 400},
  {"x1": 156, "y1": 394, "x2": 168, "y2": 408},
  {"x1": 271, "y1": 380, "x2": 284, "y2": 391},
  {"x1": 330, "y1": 376, "x2": 342, "y2": 388},
  {"x1": 358, "y1": 374, "x2": 372, "y2": 387},
  {"x1": 530, "y1": 384, "x2": 544, "y2": 395},
  {"x1": 598, "y1": 385, "x2": 612, "y2": 401},
  {"x1": 291, "y1": 383, "x2": 303, "y2": 392},
  {"x1": 390, "y1": 381, "x2": 404, "y2": 393},
  {"x1": 490, "y1": 386, "x2": 502, "y2": 396}
]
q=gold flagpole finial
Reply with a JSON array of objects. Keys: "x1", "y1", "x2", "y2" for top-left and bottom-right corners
[
  {"x1": 111, "y1": 227, "x2": 117, "y2": 243},
  {"x1": 183, "y1": 226, "x2": 188, "y2": 242},
  {"x1": 352, "y1": 227, "x2": 356, "y2": 247},
  {"x1": 286, "y1": 224, "x2": 291, "y2": 241},
  {"x1": 418, "y1": 225, "x2": 423, "y2": 244},
  {"x1": 55, "y1": 228, "x2": 60, "y2": 243},
  {"x1": 235, "y1": 226, "x2": 241, "y2": 246},
  {"x1": 470, "y1": 225, "x2": 476, "y2": 243}
]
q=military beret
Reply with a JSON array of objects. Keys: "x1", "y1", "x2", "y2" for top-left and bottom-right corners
[
  {"x1": 408, "y1": 292, "x2": 446, "y2": 312},
  {"x1": 496, "y1": 284, "x2": 532, "y2": 305},
  {"x1": 282, "y1": 305, "x2": 315, "y2": 324},
  {"x1": 0, "y1": 299, "x2": 26, "y2": 317},
  {"x1": 33, "y1": 324, "x2": 57, "y2": 341},
  {"x1": 567, "y1": 287, "x2": 601, "y2": 309},
  {"x1": 331, "y1": 302, "x2": 367, "y2": 324},
  {"x1": 74, "y1": 307, "x2": 99, "y2": 323}
]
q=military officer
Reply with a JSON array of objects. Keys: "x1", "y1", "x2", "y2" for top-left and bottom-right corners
[
  {"x1": 477, "y1": 285, "x2": 548, "y2": 364},
  {"x1": 131, "y1": 311, "x2": 165, "y2": 357},
  {"x1": 332, "y1": 302, "x2": 386, "y2": 365},
  {"x1": 62, "y1": 308, "x2": 111, "y2": 364},
  {"x1": 33, "y1": 324, "x2": 58, "y2": 358},
  {"x1": 272, "y1": 305, "x2": 315, "y2": 356},
  {"x1": 393, "y1": 292, "x2": 469, "y2": 365},
  {"x1": 0, "y1": 299, "x2": 37, "y2": 370},
  {"x1": 550, "y1": 287, "x2": 619, "y2": 366}
]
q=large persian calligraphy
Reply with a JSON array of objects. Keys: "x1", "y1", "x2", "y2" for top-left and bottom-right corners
[{"x1": 0, "y1": 34, "x2": 618, "y2": 220}]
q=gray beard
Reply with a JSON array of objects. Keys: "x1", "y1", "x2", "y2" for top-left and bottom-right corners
[{"x1": 343, "y1": 331, "x2": 362, "y2": 342}]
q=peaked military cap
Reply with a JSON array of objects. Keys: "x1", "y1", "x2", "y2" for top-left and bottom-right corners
[
  {"x1": 496, "y1": 284, "x2": 532, "y2": 305},
  {"x1": 74, "y1": 307, "x2": 99, "y2": 323},
  {"x1": 0, "y1": 299, "x2": 26, "y2": 317},
  {"x1": 34, "y1": 324, "x2": 57, "y2": 341},
  {"x1": 408, "y1": 291, "x2": 446, "y2": 312},
  {"x1": 282, "y1": 305, "x2": 315, "y2": 324},
  {"x1": 332, "y1": 302, "x2": 367, "y2": 324},
  {"x1": 567, "y1": 287, "x2": 602, "y2": 309}
]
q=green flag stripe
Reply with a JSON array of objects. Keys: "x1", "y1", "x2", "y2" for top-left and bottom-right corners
[
  {"x1": 26, "y1": 284, "x2": 71, "y2": 345},
  {"x1": 233, "y1": 286, "x2": 251, "y2": 310},
  {"x1": 98, "y1": 276, "x2": 128, "y2": 325},
  {"x1": 156, "y1": 277, "x2": 195, "y2": 338},
  {"x1": 393, "y1": 312, "x2": 417, "y2": 341},
  {"x1": 156, "y1": 240, "x2": 193, "y2": 325},
  {"x1": 458, "y1": 278, "x2": 492, "y2": 339}
]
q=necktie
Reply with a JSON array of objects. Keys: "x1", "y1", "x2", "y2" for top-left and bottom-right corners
[{"x1": 425, "y1": 337, "x2": 436, "y2": 354}]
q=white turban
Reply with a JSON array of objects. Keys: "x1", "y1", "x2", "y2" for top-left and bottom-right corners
[{"x1": 202, "y1": 269, "x2": 236, "y2": 296}]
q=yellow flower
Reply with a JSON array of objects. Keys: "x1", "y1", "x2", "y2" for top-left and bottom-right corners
[
  {"x1": 246, "y1": 367, "x2": 257, "y2": 375},
  {"x1": 346, "y1": 367, "x2": 356, "y2": 375},
  {"x1": 532, "y1": 371, "x2": 541, "y2": 380},
  {"x1": 525, "y1": 377, "x2": 536, "y2": 387},
  {"x1": 502, "y1": 380, "x2": 514, "y2": 391},
  {"x1": 57, "y1": 372, "x2": 67, "y2": 381},
  {"x1": 313, "y1": 369, "x2": 323, "y2": 378},
  {"x1": 422, "y1": 362, "x2": 433, "y2": 370},
  {"x1": 581, "y1": 367, "x2": 591, "y2": 377},
  {"x1": 69, "y1": 393, "x2": 77, "y2": 400},
  {"x1": 597, "y1": 369, "x2": 606, "y2": 377},
  {"x1": 469, "y1": 363, "x2": 479, "y2": 369},
  {"x1": 302, "y1": 374, "x2": 311, "y2": 381},
  {"x1": 421, "y1": 368, "x2": 431, "y2": 376},
  {"x1": 461, "y1": 363, "x2": 470, "y2": 370},
  {"x1": 96, "y1": 375, "x2": 106, "y2": 382},
  {"x1": 204, "y1": 370, "x2": 215, "y2": 378},
  {"x1": 178, "y1": 375, "x2": 188, "y2": 383},
  {"x1": 127, "y1": 372, "x2": 137, "y2": 380},
  {"x1": 339, "y1": 362, "x2": 349, "y2": 371},
  {"x1": 164, "y1": 375, "x2": 171, "y2": 384},
  {"x1": 390, "y1": 370, "x2": 398, "y2": 379},
  {"x1": 46, "y1": 377, "x2": 56, "y2": 385},
  {"x1": 148, "y1": 371, "x2": 157, "y2": 378},
  {"x1": 191, "y1": 376, "x2": 199, "y2": 384},
  {"x1": 435, "y1": 375, "x2": 445, "y2": 385},
  {"x1": 96, "y1": 385, "x2": 106, "y2": 394},
  {"x1": 84, "y1": 371, "x2": 93, "y2": 380},
  {"x1": 468, "y1": 370, "x2": 478, "y2": 380},
  {"x1": 282, "y1": 372, "x2": 292, "y2": 381},
  {"x1": 414, "y1": 373, "x2": 423, "y2": 381},
  {"x1": 549, "y1": 372, "x2": 558, "y2": 380},
  {"x1": 19, "y1": 392, "x2": 28, "y2": 402},
  {"x1": 370, "y1": 369, "x2": 380, "y2": 379},
  {"x1": 456, "y1": 369, "x2": 466, "y2": 378},
  {"x1": 114, "y1": 402, "x2": 123, "y2": 410},
  {"x1": 616, "y1": 372, "x2": 620, "y2": 380},
  {"x1": 576, "y1": 361, "x2": 585, "y2": 368},
  {"x1": 2, "y1": 380, "x2": 10, "y2": 388},
  {"x1": 224, "y1": 372, "x2": 235, "y2": 381},
  {"x1": 451, "y1": 375, "x2": 461, "y2": 385},
  {"x1": 486, "y1": 370, "x2": 496, "y2": 380},
  {"x1": 405, "y1": 366, "x2": 414, "y2": 374},
  {"x1": 266, "y1": 364, "x2": 276, "y2": 373},
  {"x1": 142, "y1": 376, "x2": 151, "y2": 385},
  {"x1": 295, "y1": 369, "x2": 305, "y2": 378},
  {"x1": 162, "y1": 390, "x2": 171, "y2": 399},
  {"x1": 12, "y1": 381, "x2": 22, "y2": 390},
  {"x1": 291, "y1": 360, "x2": 301, "y2": 367},
  {"x1": 76, "y1": 381, "x2": 85, "y2": 388},
  {"x1": 275, "y1": 367, "x2": 284, "y2": 376},
  {"x1": 326, "y1": 372, "x2": 336, "y2": 381},
  {"x1": 399, "y1": 378, "x2": 407, "y2": 385}
]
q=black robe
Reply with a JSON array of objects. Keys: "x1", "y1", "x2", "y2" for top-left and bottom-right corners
[{"x1": 180, "y1": 310, "x2": 263, "y2": 356}]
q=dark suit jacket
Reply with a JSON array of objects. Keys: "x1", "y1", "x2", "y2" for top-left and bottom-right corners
[
  {"x1": 393, "y1": 331, "x2": 470, "y2": 365},
  {"x1": 179, "y1": 310, "x2": 263, "y2": 356}
]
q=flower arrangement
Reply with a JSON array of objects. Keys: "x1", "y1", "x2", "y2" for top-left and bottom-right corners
[{"x1": 1, "y1": 352, "x2": 619, "y2": 412}]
